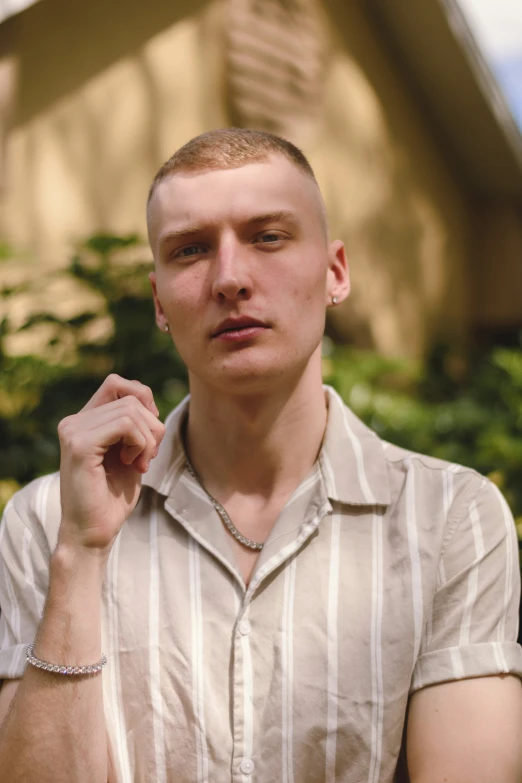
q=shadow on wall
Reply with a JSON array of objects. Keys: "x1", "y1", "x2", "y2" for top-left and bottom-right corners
[
  {"x1": 3, "y1": 0, "x2": 208, "y2": 126},
  {"x1": 312, "y1": 0, "x2": 470, "y2": 357},
  {"x1": 0, "y1": 0, "x2": 471, "y2": 358},
  {"x1": 1, "y1": 0, "x2": 214, "y2": 258}
]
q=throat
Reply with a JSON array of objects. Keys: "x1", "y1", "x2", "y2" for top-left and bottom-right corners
[{"x1": 184, "y1": 377, "x2": 329, "y2": 500}]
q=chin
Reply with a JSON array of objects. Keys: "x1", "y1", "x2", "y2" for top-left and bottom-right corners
[
  {"x1": 210, "y1": 366, "x2": 282, "y2": 395},
  {"x1": 199, "y1": 352, "x2": 316, "y2": 396}
]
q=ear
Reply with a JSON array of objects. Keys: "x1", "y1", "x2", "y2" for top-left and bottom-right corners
[
  {"x1": 149, "y1": 271, "x2": 168, "y2": 330},
  {"x1": 326, "y1": 239, "x2": 350, "y2": 306}
]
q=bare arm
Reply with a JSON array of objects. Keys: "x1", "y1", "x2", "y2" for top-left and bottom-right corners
[
  {"x1": 406, "y1": 675, "x2": 522, "y2": 783},
  {"x1": 0, "y1": 375, "x2": 164, "y2": 783},
  {"x1": 0, "y1": 549, "x2": 108, "y2": 782},
  {"x1": 0, "y1": 681, "x2": 119, "y2": 783},
  {"x1": 0, "y1": 679, "x2": 20, "y2": 726}
]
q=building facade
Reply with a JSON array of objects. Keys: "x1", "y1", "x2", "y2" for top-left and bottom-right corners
[{"x1": 0, "y1": 0, "x2": 521, "y2": 357}]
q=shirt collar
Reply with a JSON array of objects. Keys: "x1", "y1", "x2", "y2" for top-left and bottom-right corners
[
  {"x1": 141, "y1": 396, "x2": 189, "y2": 495},
  {"x1": 142, "y1": 385, "x2": 391, "y2": 507},
  {"x1": 319, "y1": 386, "x2": 391, "y2": 506}
]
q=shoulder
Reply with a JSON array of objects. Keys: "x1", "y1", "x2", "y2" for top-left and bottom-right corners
[
  {"x1": 381, "y1": 439, "x2": 511, "y2": 536},
  {"x1": 323, "y1": 385, "x2": 494, "y2": 515},
  {"x1": 382, "y1": 438, "x2": 474, "y2": 476},
  {"x1": 383, "y1": 438, "x2": 485, "y2": 490},
  {"x1": 2, "y1": 473, "x2": 61, "y2": 555}
]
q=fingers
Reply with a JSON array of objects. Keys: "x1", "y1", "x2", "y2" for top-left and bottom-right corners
[
  {"x1": 81, "y1": 374, "x2": 159, "y2": 417},
  {"x1": 77, "y1": 374, "x2": 163, "y2": 473},
  {"x1": 109, "y1": 397, "x2": 164, "y2": 471},
  {"x1": 59, "y1": 395, "x2": 166, "y2": 474}
]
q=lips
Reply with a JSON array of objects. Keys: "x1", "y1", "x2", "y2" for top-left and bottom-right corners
[{"x1": 212, "y1": 316, "x2": 268, "y2": 338}]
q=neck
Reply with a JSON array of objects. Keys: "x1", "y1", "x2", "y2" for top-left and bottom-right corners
[{"x1": 185, "y1": 351, "x2": 327, "y2": 503}]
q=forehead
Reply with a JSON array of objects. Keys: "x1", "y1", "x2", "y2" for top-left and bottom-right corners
[{"x1": 147, "y1": 155, "x2": 323, "y2": 243}]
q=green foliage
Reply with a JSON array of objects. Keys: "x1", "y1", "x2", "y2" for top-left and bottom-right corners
[{"x1": 0, "y1": 234, "x2": 187, "y2": 499}]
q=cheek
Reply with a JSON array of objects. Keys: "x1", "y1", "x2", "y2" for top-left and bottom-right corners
[
  {"x1": 159, "y1": 270, "x2": 206, "y2": 320},
  {"x1": 276, "y1": 256, "x2": 324, "y2": 297},
  {"x1": 290, "y1": 268, "x2": 326, "y2": 306}
]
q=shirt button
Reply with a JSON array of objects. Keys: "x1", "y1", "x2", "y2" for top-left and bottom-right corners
[
  {"x1": 240, "y1": 758, "x2": 255, "y2": 774},
  {"x1": 239, "y1": 619, "x2": 251, "y2": 636}
]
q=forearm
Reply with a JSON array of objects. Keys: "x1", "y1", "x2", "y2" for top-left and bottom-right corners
[{"x1": 0, "y1": 541, "x2": 108, "y2": 783}]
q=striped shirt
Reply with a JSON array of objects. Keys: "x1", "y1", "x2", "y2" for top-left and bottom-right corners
[{"x1": 1, "y1": 385, "x2": 521, "y2": 782}]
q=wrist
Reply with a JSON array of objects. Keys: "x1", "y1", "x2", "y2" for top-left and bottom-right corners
[
  {"x1": 34, "y1": 537, "x2": 107, "y2": 667},
  {"x1": 51, "y1": 538, "x2": 109, "y2": 585},
  {"x1": 56, "y1": 522, "x2": 113, "y2": 567}
]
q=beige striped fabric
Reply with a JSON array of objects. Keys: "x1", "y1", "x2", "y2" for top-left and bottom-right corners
[{"x1": 1, "y1": 385, "x2": 521, "y2": 782}]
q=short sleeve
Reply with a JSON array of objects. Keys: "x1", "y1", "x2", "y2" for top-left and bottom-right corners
[
  {"x1": 0, "y1": 479, "x2": 56, "y2": 679},
  {"x1": 411, "y1": 478, "x2": 522, "y2": 692}
]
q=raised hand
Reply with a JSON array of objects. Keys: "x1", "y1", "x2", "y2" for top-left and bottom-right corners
[{"x1": 57, "y1": 374, "x2": 165, "y2": 553}]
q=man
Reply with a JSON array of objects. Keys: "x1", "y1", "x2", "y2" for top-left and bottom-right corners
[{"x1": 0, "y1": 128, "x2": 521, "y2": 783}]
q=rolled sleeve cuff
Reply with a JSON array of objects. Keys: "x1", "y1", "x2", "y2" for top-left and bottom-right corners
[
  {"x1": 410, "y1": 642, "x2": 522, "y2": 693},
  {"x1": 0, "y1": 643, "x2": 29, "y2": 679}
]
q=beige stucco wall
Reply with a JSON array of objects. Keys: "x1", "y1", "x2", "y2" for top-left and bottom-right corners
[
  {"x1": 0, "y1": 0, "x2": 474, "y2": 358},
  {"x1": 473, "y1": 202, "x2": 522, "y2": 330}
]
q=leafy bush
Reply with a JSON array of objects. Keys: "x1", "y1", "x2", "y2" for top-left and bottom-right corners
[{"x1": 0, "y1": 234, "x2": 187, "y2": 502}]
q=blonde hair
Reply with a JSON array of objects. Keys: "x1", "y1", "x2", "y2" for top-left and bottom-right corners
[{"x1": 147, "y1": 127, "x2": 319, "y2": 205}]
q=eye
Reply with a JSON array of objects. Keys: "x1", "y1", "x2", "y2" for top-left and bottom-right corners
[
  {"x1": 254, "y1": 232, "x2": 285, "y2": 247},
  {"x1": 175, "y1": 244, "x2": 206, "y2": 259}
]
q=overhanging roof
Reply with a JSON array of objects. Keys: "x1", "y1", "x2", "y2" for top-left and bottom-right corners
[
  {"x1": 365, "y1": 0, "x2": 522, "y2": 200},
  {"x1": 3, "y1": 0, "x2": 522, "y2": 200},
  {"x1": 0, "y1": 0, "x2": 40, "y2": 25}
]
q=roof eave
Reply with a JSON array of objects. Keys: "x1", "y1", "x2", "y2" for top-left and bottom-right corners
[
  {"x1": 365, "y1": 0, "x2": 522, "y2": 199},
  {"x1": 0, "y1": 0, "x2": 41, "y2": 26}
]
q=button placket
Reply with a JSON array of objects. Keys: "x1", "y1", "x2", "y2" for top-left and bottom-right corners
[{"x1": 232, "y1": 601, "x2": 255, "y2": 781}]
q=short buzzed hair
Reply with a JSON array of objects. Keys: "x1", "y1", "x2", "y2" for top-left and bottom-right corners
[{"x1": 147, "y1": 127, "x2": 319, "y2": 206}]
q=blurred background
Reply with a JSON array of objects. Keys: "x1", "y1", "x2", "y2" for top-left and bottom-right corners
[{"x1": 0, "y1": 0, "x2": 521, "y2": 570}]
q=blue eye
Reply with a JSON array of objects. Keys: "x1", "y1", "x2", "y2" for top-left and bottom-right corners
[
  {"x1": 256, "y1": 233, "x2": 283, "y2": 244},
  {"x1": 177, "y1": 245, "x2": 204, "y2": 258}
]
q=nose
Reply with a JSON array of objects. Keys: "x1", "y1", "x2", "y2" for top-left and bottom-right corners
[{"x1": 211, "y1": 235, "x2": 252, "y2": 303}]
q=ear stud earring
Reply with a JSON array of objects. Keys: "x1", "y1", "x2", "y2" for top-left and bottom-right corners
[
  {"x1": 163, "y1": 324, "x2": 170, "y2": 332},
  {"x1": 331, "y1": 297, "x2": 338, "y2": 305}
]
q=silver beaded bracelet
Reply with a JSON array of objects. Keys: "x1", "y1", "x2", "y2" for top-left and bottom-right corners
[{"x1": 26, "y1": 643, "x2": 107, "y2": 676}]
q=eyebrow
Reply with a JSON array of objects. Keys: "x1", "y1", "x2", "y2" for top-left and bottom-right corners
[
  {"x1": 158, "y1": 226, "x2": 203, "y2": 247},
  {"x1": 158, "y1": 210, "x2": 301, "y2": 248},
  {"x1": 245, "y1": 210, "x2": 301, "y2": 227}
]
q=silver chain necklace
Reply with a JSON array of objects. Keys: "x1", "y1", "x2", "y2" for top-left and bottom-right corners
[{"x1": 184, "y1": 458, "x2": 264, "y2": 551}]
